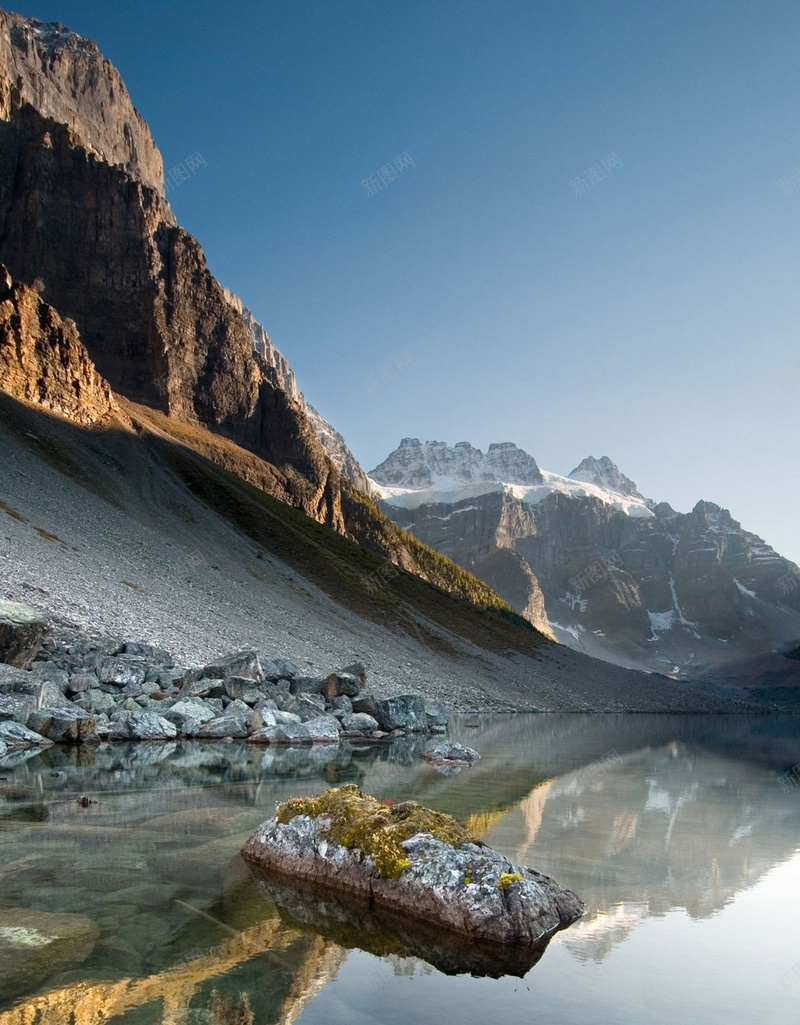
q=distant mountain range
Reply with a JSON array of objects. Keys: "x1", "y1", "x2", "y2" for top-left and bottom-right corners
[{"x1": 369, "y1": 439, "x2": 800, "y2": 674}]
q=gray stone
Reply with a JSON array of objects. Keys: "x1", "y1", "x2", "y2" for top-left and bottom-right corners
[
  {"x1": 0, "y1": 694, "x2": 33, "y2": 723},
  {"x1": 88, "y1": 689, "x2": 117, "y2": 715},
  {"x1": 201, "y1": 650, "x2": 263, "y2": 682},
  {"x1": 374, "y1": 695, "x2": 428, "y2": 731},
  {"x1": 195, "y1": 715, "x2": 250, "y2": 739},
  {"x1": 0, "y1": 740, "x2": 6, "y2": 758},
  {"x1": 67, "y1": 674, "x2": 95, "y2": 694},
  {"x1": 165, "y1": 699, "x2": 217, "y2": 724},
  {"x1": 241, "y1": 787, "x2": 584, "y2": 947},
  {"x1": 273, "y1": 710, "x2": 302, "y2": 726},
  {"x1": 303, "y1": 714, "x2": 341, "y2": 743},
  {"x1": 241, "y1": 686, "x2": 263, "y2": 705},
  {"x1": 286, "y1": 694, "x2": 326, "y2": 721},
  {"x1": 122, "y1": 641, "x2": 174, "y2": 665},
  {"x1": 424, "y1": 699, "x2": 450, "y2": 729},
  {"x1": 109, "y1": 712, "x2": 177, "y2": 741},
  {"x1": 329, "y1": 695, "x2": 352, "y2": 713},
  {"x1": 340, "y1": 712, "x2": 379, "y2": 733},
  {"x1": 290, "y1": 676, "x2": 325, "y2": 697},
  {"x1": 180, "y1": 678, "x2": 226, "y2": 700},
  {"x1": 0, "y1": 601, "x2": 48, "y2": 668},
  {"x1": 324, "y1": 672, "x2": 361, "y2": 700},
  {"x1": 248, "y1": 722, "x2": 312, "y2": 745},
  {"x1": 122, "y1": 683, "x2": 143, "y2": 698},
  {"x1": 121, "y1": 697, "x2": 143, "y2": 712},
  {"x1": 421, "y1": 741, "x2": 480, "y2": 766},
  {"x1": 351, "y1": 692, "x2": 379, "y2": 717},
  {"x1": 27, "y1": 706, "x2": 96, "y2": 744},
  {"x1": 97, "y1": 655, "x2": 148, "y2": 687},
  {"x1": 145, "y1": 666, "x2": 194, "y2": 689},
  {"x1": 262, "y1": 658, "x2": 301, "y2": 682},
  {"x1": 0, "y1": 721, "x2": 52, "y2": 747}
]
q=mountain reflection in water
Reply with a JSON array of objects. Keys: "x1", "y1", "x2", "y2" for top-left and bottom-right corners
[{"x1": 0, "y1": 714, "x2": 797, "y2": 1025}]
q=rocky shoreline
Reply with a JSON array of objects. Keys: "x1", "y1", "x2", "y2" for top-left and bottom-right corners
[{"x1": 0, "y1": 601, "x2": 450, "y2": 753}]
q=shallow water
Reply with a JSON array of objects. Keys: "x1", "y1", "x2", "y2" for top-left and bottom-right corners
[{"x1": 0, "y1": 714, "x2": 798, "y2": 1025}]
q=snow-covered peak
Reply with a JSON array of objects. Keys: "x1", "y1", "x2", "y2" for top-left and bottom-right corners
[
  {"x1": 370, "y1": 438, "x2": 543, "y2": 488},
  {"x1": 370, "y1": 440, "x2": 654, "y2": 519},
  {"x1": 569, "y1": 456, "x2": 647, "y2": 502}
]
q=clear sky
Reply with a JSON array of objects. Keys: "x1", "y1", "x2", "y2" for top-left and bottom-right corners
[{"x1": 16, "y1": 0, "x2": 800, "y2": 563}]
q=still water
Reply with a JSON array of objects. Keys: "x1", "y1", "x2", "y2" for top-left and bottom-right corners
[{"x1": 0, "y1": 714, "x2": 798, "y2": 1025}]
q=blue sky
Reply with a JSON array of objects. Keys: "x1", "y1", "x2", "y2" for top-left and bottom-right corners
[{"x1": 17, "y1": 0, "x2": 800, "y2": 562}]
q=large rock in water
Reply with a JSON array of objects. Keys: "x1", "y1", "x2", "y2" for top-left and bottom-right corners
[
  {"x1": 0, "y1": 907, "x2": 99, "y2": 1004},
  {"x1": 0, "y1": 601, "x2": 48, "y2": 668},
  {"x1": 242, "y1": 785, "x2": 583, "y2": 947}
]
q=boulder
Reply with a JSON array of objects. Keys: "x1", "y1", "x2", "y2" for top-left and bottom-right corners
[
  {"x1": 0, "y1": 908, "x2": 99, "y2": 1004},
  {"x1": 285, "y1": 695, "x2": 326, "y2": 721},
  {"x1": 0, "y1": 694, "x2": 33, "y2": 723},
  {"x1": 262, "y1": 658, "x2": 301, "y2": 682},
  {"x1": 290, "y1": 676, "x2": 325, "y2": 697},
  {"x1": 201, "y1": 650, "x2": 263, "y2": 682},
  {"x1": 241, "y1": 785, "x2": 584, "y2": 947},
  {"x1": 338, "y1": 661, "x2": 367, "y2": 687},
  {"x1": 324, "y1": 672, "x2": 361, "y2": 701},
  {"x1": 248, "y1": 722, "x2": 312, "y2": 745},
  {"x1": 67, "y1": 674, "x2": 95, "y2": 694},
  {"x1": 97, "y1": 655, "x2": 148, "y2": 688},
  {"x1": 195, "y1": 715, "x2": 250, "y2": 739},
  {"x1": 303, "y1": 714, "x2": 341, "y2": 744},
  {"x1": 421, "y1": 741, "x2": 480, "y2": 766},
  {"x1": 122, "y1": 641, "x2": 174, "y2": 665},
  {"x1": 351, "y1": 692, "x2": 380, "y2": 717},
  {"x1": 0, "y1": 721, "x2": 52, "y2": 747},
  {"x1": 329, "y1": 695, "x2": 352, "y2": 713},
  {"x1": 424, "y1": 699, "x2": 450, "y2": 729},
  {"x1": 165, "y1": 699, "x2": 217, "y2": 724},
  {"x1": 179, "y1": 678, "x2": 226, "y2": 700},
  {"x1": 109, "y1": 711, "x2": 177, "y2": 741},
  {"x1": 340, "y1": 712, "x2": 379, "y2": 733},
  {"x1": 273, "y1": 710, "x2": 302, "y2": 726},
  {"x1": 0, "y1": 601, "x2": 48, "y2": 668},
  {"x1": 87, "y1": 689, "x2": 117, "y2": 715},
  {"x1": 0, "y1": 740, "x2": 7, "y2": 759},
  {"x1": 27, "y1": 706, "x2": 96, "y2": 744},
  {"x1": 374, "y1": 695, "x2": 428, "y2": 732}
]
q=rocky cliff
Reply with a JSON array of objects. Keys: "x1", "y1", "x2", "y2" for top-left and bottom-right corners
[
  {"x1": 0, "y1": 263, "x2": 115, "y2": 424},
  {"x1": 0, "y1": 9, "x2": 352, "y2": 529},
  {"x1": 372, "y1": 440, "x2": 800, "y2": 674}
]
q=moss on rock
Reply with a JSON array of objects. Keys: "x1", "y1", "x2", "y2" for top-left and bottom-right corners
[
  {"x1": 276, "y1": 784, "x2": 475, "y2": 880},
  {"x1": 498, "y1": 872, "x2": 524, "y2": 890}
]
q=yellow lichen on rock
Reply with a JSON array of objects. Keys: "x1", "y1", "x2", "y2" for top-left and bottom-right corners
[
  {"x1": 276, "y1": 784, "x2": 475, "y2": 880},
  {"x1": 498, "y1": 872, "x2": 524, "y2": 890}
]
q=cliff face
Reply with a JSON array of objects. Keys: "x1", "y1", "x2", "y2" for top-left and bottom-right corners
[
  {"x1": 0, "y1": 263, "x2": 115, "y2": 424},
  {"x1": 0, "y1": 11, "x2": 346, "y2": 529},
  {"x1": 0, "y1": 9, "x2": 164, "y2": 192}
]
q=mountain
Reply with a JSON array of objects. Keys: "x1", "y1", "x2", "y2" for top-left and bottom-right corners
[
  {"x1": 371, "y1": 439, "x2": 800, "y2": 675},
  {"x1": 221, "y1": 287, "x2": 372, "y2": 493},
  {"x1": 0, "y1": 8, "x2": 792, "y2": 711}
]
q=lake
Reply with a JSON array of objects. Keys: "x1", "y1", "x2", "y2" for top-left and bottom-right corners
[{"x1": 0, "y1": 713, "x2": 798, "y2": 1024}]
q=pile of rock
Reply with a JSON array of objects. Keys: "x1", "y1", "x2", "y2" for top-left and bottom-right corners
[{"x1": 0, "y1": 604, "x2": 450, "y2": 749}]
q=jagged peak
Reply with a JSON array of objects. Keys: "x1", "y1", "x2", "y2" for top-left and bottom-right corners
[
  {"x1": 569, "y1": 455, "x2": 646, "y2": 502},
  {"x1": 370, "y1": 439, "x2": 543, "y2": 488}
]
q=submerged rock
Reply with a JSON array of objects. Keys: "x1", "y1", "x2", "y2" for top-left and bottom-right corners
[
  {"x1": 421, "y1": 741, "x2": 481, "y2": 766},
  {"x1": 0, "y1": 907, "x2": 99, "y2": 1004},
  {"x1": 242, "y1": 785, "x2": 583, "y2": 946}
]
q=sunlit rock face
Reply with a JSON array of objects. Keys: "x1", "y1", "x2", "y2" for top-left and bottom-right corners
[{"x1": 372, "y1": 442, "x2": 800, "y2": 674}]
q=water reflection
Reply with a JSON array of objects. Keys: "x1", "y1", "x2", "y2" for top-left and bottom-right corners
[{"x1": 0, "y1": 715, "x2": 797, "y2": 1024}]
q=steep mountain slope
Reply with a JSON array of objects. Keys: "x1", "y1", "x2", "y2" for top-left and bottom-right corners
[{"x1": 371, "y1": 439, "x2": 800, "y2": 675}]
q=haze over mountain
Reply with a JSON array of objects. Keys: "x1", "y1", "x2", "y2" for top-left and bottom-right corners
[{"x1": 370, "y1": 439, "x2": 800, "y2": 675}]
